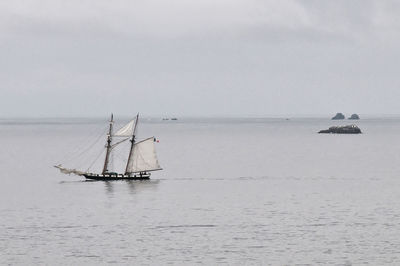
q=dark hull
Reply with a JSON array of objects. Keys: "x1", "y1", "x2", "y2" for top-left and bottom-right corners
[{"x1": 84, "y1": 173, "x2": 150, "y2": 181}]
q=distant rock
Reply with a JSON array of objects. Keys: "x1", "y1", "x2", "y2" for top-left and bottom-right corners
[
  {"x1": 348, "y1": 114, "x2": 360, "y2": 120},
  {"x1": 318, "y1": 125, "x2": 362, "y2": 134},
  {"x1": 331, "y1": 113, "x2": 345, "y2": 120}
]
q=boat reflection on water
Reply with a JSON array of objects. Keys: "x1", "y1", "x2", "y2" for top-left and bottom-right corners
[
  {"x1": 59, "y1": 178, "x2": 160, "y2": 197},
  {"x1": 126, "y1": 179, "x2": 160, "y2": 195},
  {"x1": 103, "y1": 179, "x2": 161, "y2": 196}
]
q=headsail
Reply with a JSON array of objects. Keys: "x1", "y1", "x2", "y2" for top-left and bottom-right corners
[
  {"x1": 54, "y1": 165, "x2": 86, "y2": 176},
  {"x1": 114, "y1": 119, "x2": 135, "y2": 137},
  {"x1": 125, "y1": 137, "x2": 162, "y2": 173}
]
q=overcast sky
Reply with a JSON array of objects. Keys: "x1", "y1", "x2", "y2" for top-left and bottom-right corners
[{"x1": 1, "y1": 0, "x2": 400, "y2": 117}]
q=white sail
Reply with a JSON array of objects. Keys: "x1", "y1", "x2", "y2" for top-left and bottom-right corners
[
  {"x1": 114, "y1": 119, "x2": 135, "y2": 137},
  {"x1": 54, "y1": 165, "x2": 86, "y2": 176},
  {"x1": 126, "y1": 137, "x2": 162, "y2": 173}
]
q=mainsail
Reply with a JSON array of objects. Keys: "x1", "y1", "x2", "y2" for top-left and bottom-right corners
[{"x1": 125, "y1": 137, "x2": 162, "y2": 173}]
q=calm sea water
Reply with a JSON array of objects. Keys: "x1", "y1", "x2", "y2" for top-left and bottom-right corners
[{"x1": 1, "y1": 117, "x2": 400, "y2": 265}]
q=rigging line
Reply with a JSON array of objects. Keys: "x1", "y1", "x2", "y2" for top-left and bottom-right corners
[
  {"x1": 110, "y1": 147, "x2": 115, "y2": 172},
  {"x1": 114, "y1": 151, "x2": 128, "y2": 164},
  {"x1": 58, "y1": 123, "x2": 108, "y2": 164},
  {"x1": 86, "y1": 148, "x2": 106, "y2": 172},
  {"x1": 111, "y1": 153, "x2": 127, "y2": 166},
  {"x1": 75, "y1": 144, "x2": 103, "y2": 170},
  {"x1": 63, "y1": 127, "x2": 107, "y2": 166},
  {"x1": 111, "y1": 138, "x2": 129, "y2": 149}
]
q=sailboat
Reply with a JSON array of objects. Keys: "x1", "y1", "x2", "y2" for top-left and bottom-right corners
[{"x1": 55, "y1": 114, "x2": 162, "y2": 180}]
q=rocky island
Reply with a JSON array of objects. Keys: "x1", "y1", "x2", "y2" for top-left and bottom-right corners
[
  {"x1": 348, "y1": 114, "x2": 360, "y2": 120},
  {"x1": 318, "y1": 125, "x2": 362, "y2": 134},
  {"x1": 331, "y1": 113, "x2": 345, "y2": 120}
]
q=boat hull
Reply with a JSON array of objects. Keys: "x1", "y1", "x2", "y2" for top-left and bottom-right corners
[{"x1": 84, "y1": 173, "x2": 150, "y2": 181}]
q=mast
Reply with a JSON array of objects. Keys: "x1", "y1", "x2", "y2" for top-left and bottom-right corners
[
  {"x1": 102, "y1": 113, "x2": 114, "y2": 174},
  {"x1": 125, "y1": 113, "x2": 139, "y2": 175}
]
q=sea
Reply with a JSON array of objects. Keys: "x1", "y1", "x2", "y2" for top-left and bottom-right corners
[{"x1": 1, "y1": 117, "x2": 400, "y2": 265}]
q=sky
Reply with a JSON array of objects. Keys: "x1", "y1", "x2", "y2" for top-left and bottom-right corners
[{"x1": 1, "y1": 0, "x2": 400, "y2": 117}]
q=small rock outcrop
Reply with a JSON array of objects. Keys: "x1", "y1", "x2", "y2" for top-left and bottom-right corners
[
  {"x1": 331, "y1": 113, "x2": 345, "y2": 120},
  {"x1": 318, "y1": 125, "x2": 362, "y2": 134},
  {"x1": 348, "y1": 114, "x2": 360, "y2": 120}
]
